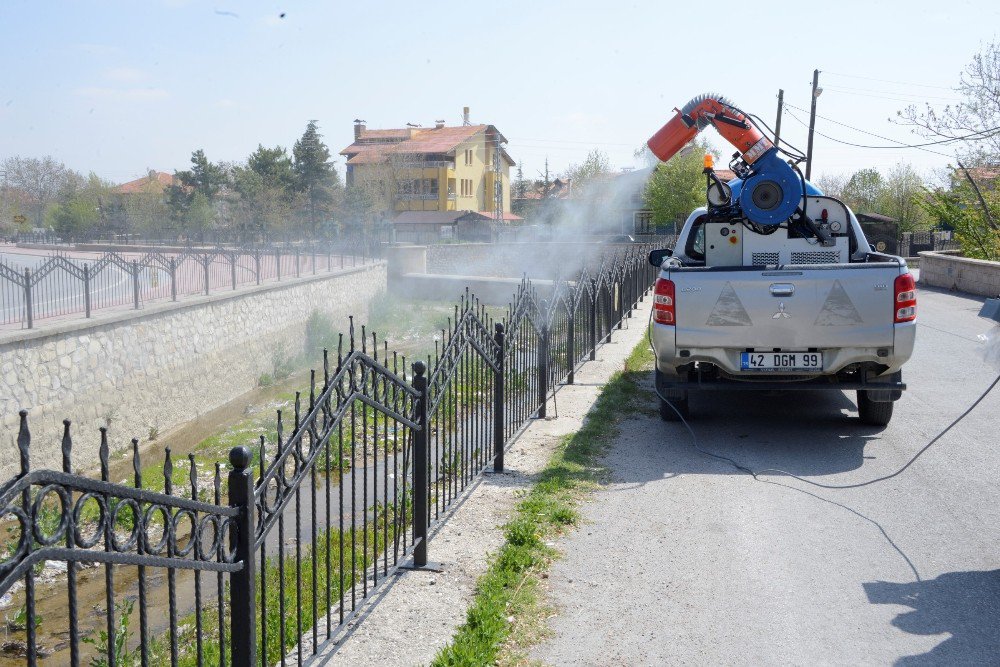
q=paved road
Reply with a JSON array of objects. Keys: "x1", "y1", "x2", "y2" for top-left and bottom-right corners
[{"x1": 533, "y1": 286, "x2": 1000, "y2": 666}]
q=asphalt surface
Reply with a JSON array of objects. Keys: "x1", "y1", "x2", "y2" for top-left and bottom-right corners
[{"x1": 533, "y1": 286, "x2": 1000, "y2": 666}]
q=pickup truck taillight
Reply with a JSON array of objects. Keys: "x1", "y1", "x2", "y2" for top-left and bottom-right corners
[
  {"x1": 894, "y1": 274, "x2": 917, "y2": 323},
  {"x1": 653, "y1": 278, "x2": 675, "y2": 325}
]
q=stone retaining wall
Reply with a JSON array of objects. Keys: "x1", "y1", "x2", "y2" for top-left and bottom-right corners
[
  {"x1": 0, "y1": 263, "x2": 386, "y2": 478},
  {"x1": 918, "y1": 250, "x2": 1000, "y2": 297}
]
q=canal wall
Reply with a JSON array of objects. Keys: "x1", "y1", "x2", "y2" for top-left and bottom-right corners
[{"x1": 0, "y1": 263, "x2": 386, "y2": 478}]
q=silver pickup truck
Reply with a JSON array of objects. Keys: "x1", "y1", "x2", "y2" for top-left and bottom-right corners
[{"x1": 650, "y1": 196, "x2": 915, "y2": 426}]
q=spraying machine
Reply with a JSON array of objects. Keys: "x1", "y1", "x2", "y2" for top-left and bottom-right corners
[
  {"x1": 647, "y1": 93, "x2": 850, "y2": 267},
  {"x1": 645, "y1": 93, "x2": 914, "y2": 426}
]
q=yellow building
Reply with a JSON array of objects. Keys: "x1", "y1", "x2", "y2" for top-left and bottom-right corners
[{"x1": 340, "y1": 118, "x2": 519, "y2": 226}]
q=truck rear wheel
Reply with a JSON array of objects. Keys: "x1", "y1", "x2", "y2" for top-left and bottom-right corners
[
  {"x1": 659, "y1": 394, "x2": 689, "y2": 422},
  {"x1": 857, "y1": 390, "x2": 893, "y2": 426}
]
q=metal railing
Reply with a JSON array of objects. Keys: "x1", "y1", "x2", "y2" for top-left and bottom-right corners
[
  {"x1": 395, "y1": 193, "x2": 439, "y2": 201},
  {"x1": 0, "y1": 244, "x2": 656, "y2": 665},
  {"x1": 0, "y1": 241, "x2": 382, "y2": 328},
  {"x1": 9, "y1": 229, "x2": 393, "y2": 248}
]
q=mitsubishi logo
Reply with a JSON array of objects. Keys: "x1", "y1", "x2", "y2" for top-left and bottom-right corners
[{"x1": 772, "y1": 302, "x2": 791, "y2": 319}]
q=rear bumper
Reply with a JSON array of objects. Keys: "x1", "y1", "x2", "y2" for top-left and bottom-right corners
[
  {"x1": 657, "y1": 366, "x2": 906, "y2": 396},
  {"x1": 652, "y1": 318, "x2": 915, "y2": 391}
]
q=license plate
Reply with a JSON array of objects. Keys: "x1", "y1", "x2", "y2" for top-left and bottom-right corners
[{"x1": 740, "y1": 352, "x2": 823, "y2": 372}]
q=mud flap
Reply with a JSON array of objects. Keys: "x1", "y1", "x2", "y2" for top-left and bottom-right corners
[{"x1": 866, "y1": 370, "x2": 903, "y2": 402}]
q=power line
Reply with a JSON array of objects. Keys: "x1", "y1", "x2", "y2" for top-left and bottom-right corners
[
  {"x1": 823, "y1": 70, "x2": 957, "y2": 91},
  {"x1": 509, "y1": 137, "x2": 637, "y2": 147},
  {"x1": 822, "y1": 87, "x2": 962, "y2": 106},
  {"x1": 783, "y1": 107, "x2": 953, "y2": 158},
  {"x1": 785, "y1": 106, "x2": 1000, "y2": 150},
  {"x1": 782, "y1": 103, "x2": 989, "y2": 158},
  {"x1": 824, "y1": 85, "x2": 962, "y2": 103}
]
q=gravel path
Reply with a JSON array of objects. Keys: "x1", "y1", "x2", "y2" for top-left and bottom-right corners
[
  {"x1": 311, "y1": 300, "x2": 654, "y2": 665},
  {"x1": 532, "y1": 286, "x2": 1000, "y2": 665}
]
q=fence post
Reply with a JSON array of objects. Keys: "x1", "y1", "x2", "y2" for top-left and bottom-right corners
[
  {"x1": 276, "y1": 249, "x2": 281, "y2": 281},
  {"x1": 538, "y1": 322, "x2": 549, "y2": 419},
  {"x1": 411, "y1": 361, "x2": 430, "y2": 567},
  {"x1": 493, "y1": 323, "x2": 505, "y2": 473},
  {"x1": 295, "y1": 250, "x2": 301, "y2": 278},
  {"x1": 567, "y1": 310, "x2": 575, "y2": 385},
  {"x1": 589, "y1": 278, "x2": 597, "y2": 361},
  {"x1": 202, "y1": 256, "x2": 210, "y2": 296},
  {"x1": 169, "y1": 258, "x2": 177, "y2": 301},
  {"x1": 227, "y1": 446, "x2": 257, "y2": 667},
  {"x1": 132, "y1": 260, "x2": 141, "y2": 310},
  {"x1": 83, "y1": 264, "x2": 91, "y2": 318},
  {"x1": 230, "y1": 255, "x2": 237, "y2": 291},
  {"x1": 254, "y1": 252, "x2": 261, "y2": 286},
  {"x1": 24, "y1": 268, "x2": 33, "y2": 329},
  {"x1": 312, "y1": 248, "x2": 317, "y2": 275},
  {"x1": 617, "y1": 280, "x2": 623, "y2": 330}
]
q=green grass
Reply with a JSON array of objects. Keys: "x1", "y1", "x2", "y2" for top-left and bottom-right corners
[{"x1": 431, "y1": 335, "x2": 654, "y2": 666}]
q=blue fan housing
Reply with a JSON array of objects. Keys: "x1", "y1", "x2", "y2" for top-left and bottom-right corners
[{"x1": 727, "y1": 150, "x2": 822, "y2": 226}]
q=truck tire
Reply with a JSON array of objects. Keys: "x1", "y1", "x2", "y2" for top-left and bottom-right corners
[
  {"x1": 659, "y1": 394, "x2": 689, "y2": 422},
  {"x1": 857, "y1": 390, "x2": 893, "y2": 426}
]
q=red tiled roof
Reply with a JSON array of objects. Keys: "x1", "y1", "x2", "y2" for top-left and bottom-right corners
[
  {"x1": 476, "y1": 211, "x2": 523, "y2": 222},
  {"x1": 342, "y1": 124, "x2": 512, "y2": 165},
  {"x1": 393, "y1": 210, "x2": 481, "y2": 225},
  {"x1": 116, "y1": 171, "x2": 175, "y2": 194}
]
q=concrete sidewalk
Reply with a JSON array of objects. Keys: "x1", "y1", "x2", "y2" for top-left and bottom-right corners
[{"x1": 314, "y1": 299, "x2": 654, "y2": 666}]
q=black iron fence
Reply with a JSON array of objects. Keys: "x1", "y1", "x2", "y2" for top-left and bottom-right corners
[
  {"x1": 0, "y1": 244, "x2": 657, "y2": 665},
  {"x1": 0, "y1": 241, "x2": 381, "y2": 328},
  {"x1": 899, "y1": 230, "x2": 959, "y2": 257}
]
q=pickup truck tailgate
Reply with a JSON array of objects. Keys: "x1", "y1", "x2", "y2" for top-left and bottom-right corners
[{"x1": 669, "y1": 265, "x2": 900, "y2": 349}]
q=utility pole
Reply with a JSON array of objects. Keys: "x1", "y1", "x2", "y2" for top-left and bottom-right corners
[
  {"x1": 806, "y1": 69, "x2": 821, "y2": 180},
  {"x1": 773, "y1": 89, "x2": 784, "y2": 149}
]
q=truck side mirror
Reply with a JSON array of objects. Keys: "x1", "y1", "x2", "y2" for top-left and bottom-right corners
[{"x1": 648, "y1": 248, "x2": 672, "y2": 267}]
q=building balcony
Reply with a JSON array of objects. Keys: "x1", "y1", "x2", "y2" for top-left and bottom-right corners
[
  {"x1": 447, "y1": 193, "x2": 456, "y2": 201},
  {"x1": 397, "y1": 193, "x2": 439, "y2": 201},
  {"x1": 397, "y1": 160, "x2": 454, "y2": 168}
]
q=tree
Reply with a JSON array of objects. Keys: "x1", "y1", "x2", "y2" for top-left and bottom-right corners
[
  {"x1": 841, "y1": 168, "x2": 885, "y2": 213},
  {"x1": 47, "y1": 172, "x2": 115, "y2": 238},
  {"x1": 897, "y1": 41, "x2": 1000, "y2": 164},
  {"x1": 293, "y1": 120, "x2": 342, "y2": 233},
  {"x1": 644, "y1": 139, "x2": 716, "y2": 231},
  {"x1": 815, "y1": 173, "x2": 848, "y2": 200},
  {"x1": 564, "y1": 149, "x2": 612, "y2": 194},
  {"x1": 921, "y1": 180, "x2": 1000, "y2": 260},
  {"x1": 878, "y1": 162, "x2": 930, "y2": 232},
  {"x1": 166, "y1": 149, "x2": 227, "y2": 231},
  {"x1": 513, "y1": 161, "x2": 528, "y2": 199},
  {"x1": 230, "y1": 145, "x2": 296, "y2": 235},
  {"x1": 0, "y1": 156, "x2": 71, "y2": 227}
]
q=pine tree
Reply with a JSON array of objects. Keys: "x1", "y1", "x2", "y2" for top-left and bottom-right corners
[{"x1": 293, "y1": 120, "x2": 341, "y2": 234}]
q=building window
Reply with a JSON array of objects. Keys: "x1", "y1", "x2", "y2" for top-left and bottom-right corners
[
  {"x1": 448, "y1": 178, "x2": 456, "y2": 196},
  {"x1": 464, "y1": 149, "x2": 473, "y2": 166},
  {"x1": 429, "y1": 178, "x2": 439, "y2": 196}
]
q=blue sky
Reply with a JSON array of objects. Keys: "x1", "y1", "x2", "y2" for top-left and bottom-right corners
[{"x1": 1, "y1": 0, "x2": 997, "y2": 185}]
